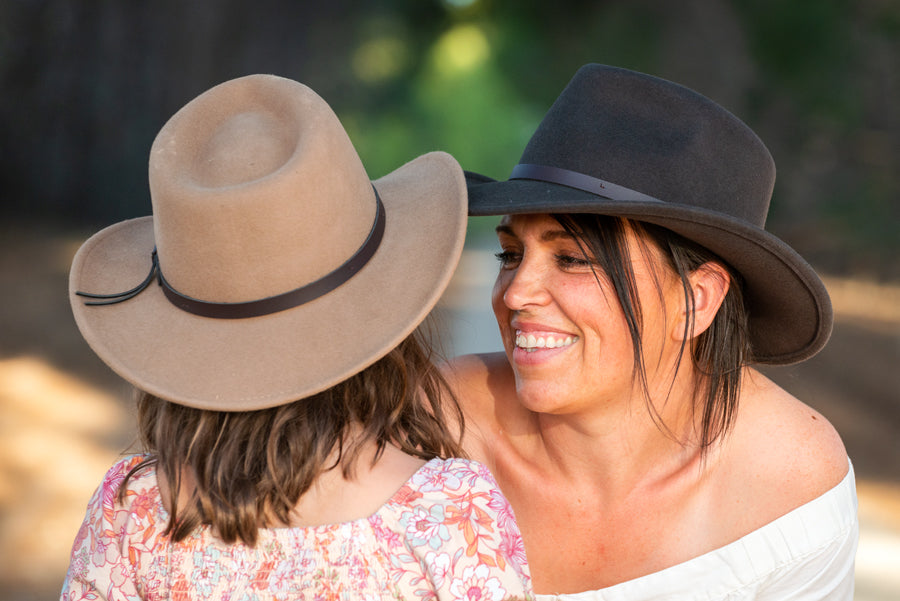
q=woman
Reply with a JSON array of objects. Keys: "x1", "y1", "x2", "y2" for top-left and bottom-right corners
[
  {"x1": 61, "y1": 74, "x2": 532, "y2": 599},
  {"x1": 448, "y1": 64, "x2": 857, "y2": 599}
]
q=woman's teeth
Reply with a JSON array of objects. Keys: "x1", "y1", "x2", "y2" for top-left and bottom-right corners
[{"x1": 515, "y1": 331, "x2": 577, "y2": 352}]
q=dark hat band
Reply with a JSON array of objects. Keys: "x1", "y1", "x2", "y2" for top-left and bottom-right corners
[
  {"x1": 510, "y1": 163, "x2": 664, "y2": 204},
  {"x1": 77, "y1": 187, "x2": 386, "y2": 319}
]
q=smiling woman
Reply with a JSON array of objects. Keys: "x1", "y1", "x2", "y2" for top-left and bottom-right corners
[
  {"x1": 446, "y1": 64, "x2": 857, "y2": 599},
  {"x1": 491, "y1": 213, "x2": 734, "y2": 434}
]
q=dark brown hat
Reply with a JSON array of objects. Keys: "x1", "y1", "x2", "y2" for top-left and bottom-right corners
[{"x1": 466, "y1": 64, "x2": 831, "y2": 364}]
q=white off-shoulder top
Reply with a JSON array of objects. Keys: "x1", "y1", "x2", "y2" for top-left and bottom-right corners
[{"x1": 538, "y1": 461, "x2": 858, "y2": 601}]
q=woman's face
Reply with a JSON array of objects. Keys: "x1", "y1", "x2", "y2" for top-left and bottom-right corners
[{"x1": 491, "y1": 214, "x2": 685, "y2": 416}]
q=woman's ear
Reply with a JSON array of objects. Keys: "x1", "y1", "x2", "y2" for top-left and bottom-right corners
[{"x1": 674, "y1": 262, "x2": 731, "y2": 341}]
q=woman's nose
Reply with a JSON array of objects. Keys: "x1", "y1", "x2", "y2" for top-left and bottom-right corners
[{"x1": 499, "y1": 258, "x2": 550, "y2": 311}]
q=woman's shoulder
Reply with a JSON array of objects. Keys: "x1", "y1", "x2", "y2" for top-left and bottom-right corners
[
  {"x1": 723, "y1": 368, "x2": 849, "y2": 517},
  {"x1": 442, "y1": 352, "x2": 521, "y2": 417},
  {"x1": 443, "y1": 352, "x2": 515, "y2": 395},
  {"x1": 442, "y1": 353, "x2": 527, "y2": 461}
]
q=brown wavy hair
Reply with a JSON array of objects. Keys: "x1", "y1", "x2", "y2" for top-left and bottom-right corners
[
  {"x1": 554, "y1": 214, "x2": 750, "y2": 451},
  {"x1": 118, "y1": 325, "x2": 464, "y2": 546}
]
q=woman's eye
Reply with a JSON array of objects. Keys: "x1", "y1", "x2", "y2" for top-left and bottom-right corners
[
  {"x1": 494, "y1": 250, "x2": 522, "y2": 268},
  {"x1": 555, "y1": 253, "x2": 593, "y2": 269}
]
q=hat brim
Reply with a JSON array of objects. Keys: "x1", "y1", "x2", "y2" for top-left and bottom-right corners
[
  {"x1": 466, "y1": 173, "x2": 832, "y2": 365},
  {"x1": 69, "y1": 152, "x2": 467, "y2": 411}
]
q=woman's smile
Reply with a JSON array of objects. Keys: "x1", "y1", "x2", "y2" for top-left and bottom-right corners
[
  {"x1": 511, "y1": 325, "x2": 581, "y2": 367},
  {"x1": 514, "y1": 330, "x2": 579, "y2": 351}
]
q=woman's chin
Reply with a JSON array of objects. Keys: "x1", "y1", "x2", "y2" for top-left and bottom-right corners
[{"x1": 513, "y1": 380, "x2": 568, "y2": 414}]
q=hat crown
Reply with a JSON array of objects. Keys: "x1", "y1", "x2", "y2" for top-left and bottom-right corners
[
  {"x1": 148, "y1": 74, "x2": 375, "y2": 303},
  {"x1": 193, "y1": 110, "x2": 293, "y2": 186},
  {"x1": 521, "y1": 64, "x2": 775, "y2": 227}
]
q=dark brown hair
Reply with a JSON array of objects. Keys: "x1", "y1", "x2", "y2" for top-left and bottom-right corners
[
  {"x1": 553, "y1": 214, "x2": 750, "y2": 450},
  {"x1": 118, "y1": 325, "x2": 464, "y2": 546}
]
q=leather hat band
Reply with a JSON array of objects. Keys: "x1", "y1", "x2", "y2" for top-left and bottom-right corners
[
  {"x1": 510, "y1": 163, "x2": 663, "y2": 204},
  {"x1": 77, "y1": 187, "x2": 386, "y2": 319}
]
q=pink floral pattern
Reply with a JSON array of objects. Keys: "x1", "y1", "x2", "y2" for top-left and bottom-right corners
[{"x1": 61, "y1": 454, "x2": 532, "y2": 600}]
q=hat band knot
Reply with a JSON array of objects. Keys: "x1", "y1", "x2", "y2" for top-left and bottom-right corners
[
  {"x1": 510, "y1": 163, "x2": 663, "y2": 204},
  {"x1": 76, "y1": 186, "x2": 386, "y2": 319}
]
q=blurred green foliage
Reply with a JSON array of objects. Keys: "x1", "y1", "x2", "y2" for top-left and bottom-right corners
[
  {"x1": 1, "y1": 0, "x2": 897, "y2": 278},
  {"x1": 735, "y1": 0, "x2": 858, "y2": 120}
]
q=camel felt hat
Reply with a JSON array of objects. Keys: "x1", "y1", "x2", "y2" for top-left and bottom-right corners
[
  {"x1": 69, "y1": 74, "x2": 467, "y2": 411},
  {"x1": 466, "y1": 64, "x2": 832, "y2": 365}
]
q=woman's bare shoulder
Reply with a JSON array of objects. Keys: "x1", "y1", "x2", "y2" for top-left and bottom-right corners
[
  {"x1": 442, "y1": 352, "x2": 520, "y2": 461},
  {"x1": 725, "y1": 368, "x2": 849, "y2": 510},
  {"x1": 443, "y1": 352, "x2": 515, "y2": 403}
]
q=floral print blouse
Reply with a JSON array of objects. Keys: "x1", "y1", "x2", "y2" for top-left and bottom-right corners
[{"x1": 61, "y1": 454, "x2": 532, "y2": 600}]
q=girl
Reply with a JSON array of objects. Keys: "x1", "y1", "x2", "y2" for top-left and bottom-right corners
[{"x1": 61, "y1": 74, "x2": 531, "y2": 600}]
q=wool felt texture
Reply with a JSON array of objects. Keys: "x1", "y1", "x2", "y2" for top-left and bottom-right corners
[{"x1": 70, "y1": 75, "x2": 467, "y2": 410}]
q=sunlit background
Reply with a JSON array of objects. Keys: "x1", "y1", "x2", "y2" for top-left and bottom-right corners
[{"x1": 1, "y1": 1, "x2": 898, "y2": 599}]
